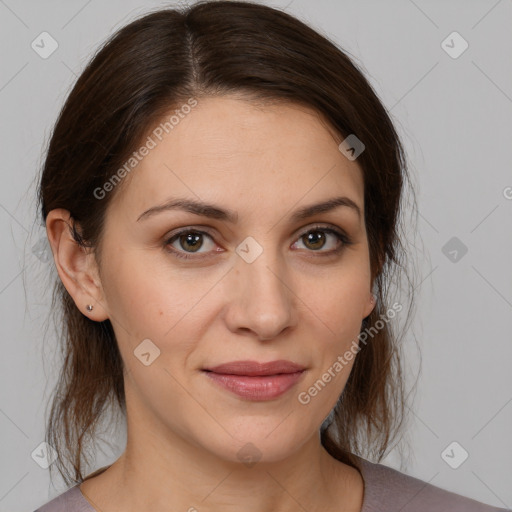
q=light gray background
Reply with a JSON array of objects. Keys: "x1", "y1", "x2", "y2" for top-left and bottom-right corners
[{"x1": 1, "y1": 0, "x2": 511, "y2": 510}]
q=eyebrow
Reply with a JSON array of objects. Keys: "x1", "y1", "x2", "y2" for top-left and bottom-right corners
[{"x1": 136, "y1": 196, "x2": 362, "y2": 223}]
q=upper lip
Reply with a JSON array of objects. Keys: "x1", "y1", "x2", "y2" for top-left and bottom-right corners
[{"x1": 203, "y1": 360, "x2": 306, "y2": 376}]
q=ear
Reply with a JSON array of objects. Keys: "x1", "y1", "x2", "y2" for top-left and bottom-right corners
[
  {"x1": 45, "y1": 208, "x2": 109, "y2": 321},
  {"x1": 362, "y1": 291, "x2": 376, "y2": 320},
  {"x1": 363, "y1": 251, "x2": 383, "y2": 320}
]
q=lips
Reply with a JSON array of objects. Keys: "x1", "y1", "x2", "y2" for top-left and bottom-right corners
[
  {"x1": 202, "y1": 360, "x2": 307, "y2": 400},
  {"x1": 203, "y1": 360, "x2": 306, "y2": 376}
]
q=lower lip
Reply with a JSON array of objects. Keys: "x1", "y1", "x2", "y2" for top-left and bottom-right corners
[{"x1": 203, "y1": 370, "x2": 305, "y2": 400}]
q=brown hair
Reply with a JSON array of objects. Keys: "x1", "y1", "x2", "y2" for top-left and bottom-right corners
[{"x1": 38, "y1": 0, "x2": 419, "y2": 486}]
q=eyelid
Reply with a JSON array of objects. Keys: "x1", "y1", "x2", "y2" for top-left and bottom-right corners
[
  {"x1": 292, "y1": 223, "x2": 352, "y2": 252},
  {"x1": 164, "y1": 223, "x2": 352, "y2": 260},
  {"x1": 165, "y1": 222, "x2": 348, "y2": 241},
  {"x1": 164, "y1": 227, "x2": 217, "y2": 260}
]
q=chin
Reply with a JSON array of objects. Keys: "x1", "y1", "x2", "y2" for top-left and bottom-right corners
[{"x1": 197, "y1": 425, "x2": 309, "y2": 466}]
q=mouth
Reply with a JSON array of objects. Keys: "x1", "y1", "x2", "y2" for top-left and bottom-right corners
[
  {"x1": 202, "y1": 359, "x2": 306, "y2": 376},
  {"x1": 201, "y1": 360, "x2": 307, "y2": 400}
]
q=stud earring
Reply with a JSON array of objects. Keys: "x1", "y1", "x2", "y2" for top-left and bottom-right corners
[{"x1": 86, "y1": 304, "x2": 94, "y2": 312}]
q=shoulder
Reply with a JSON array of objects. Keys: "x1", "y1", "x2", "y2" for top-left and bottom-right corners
[
  {"x1": 355, "y1": 455, "x2": 510, "y2": 512},
  {"x1": 33, "y1": 485, "x2": 94, "y2": 512}
]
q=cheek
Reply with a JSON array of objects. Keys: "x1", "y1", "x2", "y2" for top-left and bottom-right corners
[
  {"x1": 300, "y1": 278, "x2": 368, "y2": 403},
  {"x1": 101, "y1": 248, "x2": 177, "y2": 331},
  {"x1": 306, "y1": 280, "x2": 368, "y2": 342},
  {"x1": 101, "y1": 251, "x2": 212, "y2": 376},
  {"x1": 99, "y1": 271, "x2": 170, "y2": 376}
]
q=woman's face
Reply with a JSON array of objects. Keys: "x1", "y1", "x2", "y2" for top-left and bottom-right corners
[{"x1": 95, "y1": 95, "x2": 375, "y2": 464}]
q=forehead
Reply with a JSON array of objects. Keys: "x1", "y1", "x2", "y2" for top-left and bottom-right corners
[{"x1": 109, "y1": 96, "x2": 365, "y2": 223}]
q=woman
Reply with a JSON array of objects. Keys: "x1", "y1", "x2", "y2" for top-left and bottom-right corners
[{"x1": 33, "y1": 1, "x2": 507, "y2": 511}]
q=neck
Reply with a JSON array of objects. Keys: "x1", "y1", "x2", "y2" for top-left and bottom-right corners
[{"x1": 80, "y1": 397, "x2": 364, "y2": 512}]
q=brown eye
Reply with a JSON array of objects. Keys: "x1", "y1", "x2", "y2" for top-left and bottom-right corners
[
  {"x1": 293, "y1": 226, "x2": 351, "y2": 255},
  {"x1": 302, "y1": 230, "x2": 328, "y2": 250},
  {"x1": 165, "y1": 229, "x2": 216, "y2": 260},
  {"x1": 177, "y1": 232, "x2": 203, "y2": 252}
]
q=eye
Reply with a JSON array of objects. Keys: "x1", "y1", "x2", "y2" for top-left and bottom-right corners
[
  {"x1": 164, "y1": 224, "x2": 353, "y2": 261},
  {"x1": 164, "y1": 229, "x2": 217, "y2": 260},
  {"x1": 291, "y1": 225, "x2": 352, "y2": 255}
]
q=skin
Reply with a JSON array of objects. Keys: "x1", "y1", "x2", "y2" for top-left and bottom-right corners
[{"x1": 46, "y1": 95, "x2": 376, "y2": 512}]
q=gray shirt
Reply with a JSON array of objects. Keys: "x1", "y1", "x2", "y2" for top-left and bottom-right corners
[{"x1": 34, "y1": 455, "x2": 510, "y2": 511}]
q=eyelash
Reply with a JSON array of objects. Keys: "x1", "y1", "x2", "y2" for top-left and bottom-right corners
[{"x1": 164, "y1": 224, "x2": 353, "y2": 261}]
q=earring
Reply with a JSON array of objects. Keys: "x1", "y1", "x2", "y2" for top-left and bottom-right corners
[{"x1": 86, "y1": 304, "x2": 94, "y2": 312}]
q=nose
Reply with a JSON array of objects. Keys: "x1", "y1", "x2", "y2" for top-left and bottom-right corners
[{"x1": 223, "y1": 246, "x2": 298, "y2": 341}]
